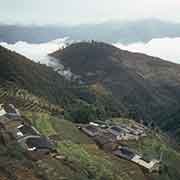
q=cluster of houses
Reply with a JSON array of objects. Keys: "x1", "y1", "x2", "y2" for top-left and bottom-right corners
[
  {"x1": 80, "y1": 121, "x2": 147, "y2": 141},
  {"x1": 113, "y1": 146, "x2": 160, "y2": 173},
  {"x1": 108, "y1": 123, "x2": 147, "y2": 141},
  {"x1": 0, "y1": 103, "x2": 160, "y2": 172},
  {"x1": 79, "y1": 120, "x2": 160, "y2": 173},
  {"x1": 0, "y1": 103, "x2": 55, "y2": 159}
]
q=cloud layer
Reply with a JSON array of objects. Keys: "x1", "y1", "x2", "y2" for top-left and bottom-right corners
[
  {"x1": 1, "y1": 37, "x2": 180, "y2": 65},
  {"x1": 114, "y1": 37, "x2": 180, "y2": 64},
  {"x1": 0, "y1": 37, "x2": 70, "y2": 65}
]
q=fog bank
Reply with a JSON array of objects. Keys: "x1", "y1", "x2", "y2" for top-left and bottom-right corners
[
  {"x1": 114, "y1": 37, "x2": 180, "y2": 64},
  {"x1": 1, "y1": 37, "x2": 180, "y2": 65},
  {"x1": 0, "y1": 37, "x2": 70, "y2": 66}
]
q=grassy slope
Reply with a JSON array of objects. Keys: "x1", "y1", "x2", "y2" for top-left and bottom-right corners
[
  {"x1": 23, "y1": 112, "x2": 180, "y2": 180},
  {"x1": 24, "y1": 112, "x2": 147, "y2": 180}
]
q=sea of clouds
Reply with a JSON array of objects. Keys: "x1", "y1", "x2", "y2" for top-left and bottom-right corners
[
  {"x1": 0, "y1": 37, "x2": 71, "y2": 66},
  {"x1": 114, "y1": 37, "x2": 180, "y2": 64},
  {"x1": 0, "y1": 37, "x2": 180, "y2": 65}
]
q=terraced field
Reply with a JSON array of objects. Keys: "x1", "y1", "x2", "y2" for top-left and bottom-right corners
[{"x1": 0, "y1": 85, "x2": 63, "y2": 114}]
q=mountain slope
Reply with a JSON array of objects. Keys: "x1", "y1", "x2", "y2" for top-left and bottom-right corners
[
  {"x1": 0, "y1": 45, "x2": 71, "y2": 106},
  {"x1": 0, "y1": 45, "x2": 124, "y2": 121},
  {"x1": 25, "y1": 112, "x2": 180, "y2": 180},
  {"x1": 1, "y1": 42, "x2": 180, "y2": 180},
  {"x1": 51, "y1": 41, "x2": 180, "y2": 140}
]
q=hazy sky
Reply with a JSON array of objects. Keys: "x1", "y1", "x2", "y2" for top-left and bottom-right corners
[{"x1": 0, "y1": 0, "x2": 180, "y2": 25}]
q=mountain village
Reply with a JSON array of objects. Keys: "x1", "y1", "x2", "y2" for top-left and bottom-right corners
[
  {"x1": 0, "y1": 103, "x2": 55, "y2": 160},
  {"x1": 0, "y1": 103, "x2": 161, "y2": 174},
  {"x1": 79, "y1": 121, "x2": 161, "y2": 173}
]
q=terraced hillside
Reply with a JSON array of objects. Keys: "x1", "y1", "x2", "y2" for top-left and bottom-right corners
[
  {"x1": 0, "y1": 85, "x2": 63, "y2": 114},
  {"x1": 0, "y1": 45, "x2": 123, "y2": 122},
  {"x1": 0, "y1": 45, "x2": 74, "y2": 106}
]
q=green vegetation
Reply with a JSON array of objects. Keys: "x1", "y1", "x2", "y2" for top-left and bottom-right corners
[
  {"x1": 24, "y1": 111, "x2": 94, "y2": 143},
  {"x1": 65, "y1": 103, "x2": 97, "y2": 123},
  {"x1": 124, "y1": 133, "x2": 180, "y2": 180},
  {"x1": 23, "y1": 112, "x2": 180, "y2": 180},
  {"x1": 51, "y1": 41, "x2": 180, "y2": 142},
  {"x1": 25, "y1": 112, "x2": 57, "y2": 136},
  {"x1": 2, "y1": 109, "x2": 180, "y2": 180},
  {"x1": 57, "y1": 141, "x2": 114, "y2": 180},
  {"x1": 0, "y1": 45, "x2": 122, "y2": 123},
  {"x1": 108, "y1": 118, "x2": 180, "y2": 180},
  {"x1": 1, "y1": 42, "x2": 180, "y2": 179},
  {"x1": 24, "y1": 112, "x2": 146, "y2": 180}
]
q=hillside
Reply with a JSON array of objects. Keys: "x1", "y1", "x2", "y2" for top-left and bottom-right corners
[
  {"x1": 0, "y1": 45, "x2": 72, "y2": 106},
  {"x1": 1, "y1": 109, "x2": 180, "y2": 180},
  {"x1": 0, "y1": 111, "x2": 144, "y2": 180},
  {"x1": 1, "y1": 44, "x2": 180, "y2": 180},
  {"x1": 0, "y1": 45, "x2": 124, "y2": 122},
  {"x1": 23, "y1": 112, "x2": 180, "y2": 180},
  {"x1": 51, "y1": 41, "x2": 180, "y2": 141}
]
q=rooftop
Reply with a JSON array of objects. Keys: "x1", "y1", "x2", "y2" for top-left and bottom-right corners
[
  {"x1": 84, "y1": 125, "x2": 99, "y2": 133},
  {"x1": 110, "y1": 126, "x2": 123, "y2": 133},
  {"x1": 18, "y1": 124, "x2": 40, "y2": 136},
  {"x1": 0, "y1": 104, "x2": 20, "y2": 117},
  {"x1": 26, "y1": 136, "x2": 54, "y2": 150},
  {"x1": 113, "y1": 148, "x2": 135, "y2": 160}
]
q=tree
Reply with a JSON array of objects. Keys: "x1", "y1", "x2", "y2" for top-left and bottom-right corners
[{"x1": 65, "y1": 104, "x2": 97, "y2": 123}]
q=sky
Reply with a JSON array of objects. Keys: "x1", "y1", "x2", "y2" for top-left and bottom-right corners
[{"x1": 0, "y1": 0, "x2": 180, "y2": 25}]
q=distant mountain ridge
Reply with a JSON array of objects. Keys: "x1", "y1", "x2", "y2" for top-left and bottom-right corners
[{"x1": 1, "y1": 19, "x2": 180, "y2": 43}]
